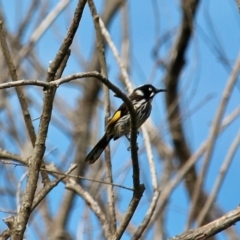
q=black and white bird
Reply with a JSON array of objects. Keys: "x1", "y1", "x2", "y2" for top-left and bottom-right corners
[{"x1": 85, "y1": 84, "x2": 166, "y2": 164}]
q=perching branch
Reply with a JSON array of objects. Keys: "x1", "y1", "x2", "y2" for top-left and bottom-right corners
[
  {"x1": 98, "y1": 12, "x2": 148, "y2": 240},
  {"x1": 87, "y1": 0, "x2": 116, "y2": 234}
]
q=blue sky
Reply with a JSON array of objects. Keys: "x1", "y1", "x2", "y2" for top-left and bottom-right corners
[{"x1": 0, "y1": 0, "x2": 239, "y2": 239}]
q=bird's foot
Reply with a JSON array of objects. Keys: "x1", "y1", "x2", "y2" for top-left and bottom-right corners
[
  {"x1": 127, "y1": 144, "x2": 139, "y2": 151},
  {"x1": 125, "y1": 131, "x2": 139, "y2": 142},
  {"x1": 125, "y1": 132, "x2": 139, "y2": 151}
]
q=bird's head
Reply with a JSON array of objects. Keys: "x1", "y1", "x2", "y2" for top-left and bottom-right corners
[{"x1": 132, "y1": 84, "x2": 166, "y2": 102}]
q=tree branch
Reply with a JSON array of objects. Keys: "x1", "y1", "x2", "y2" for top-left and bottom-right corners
[
  {"x1": 188, "y1": 52, "x2": 240, "y2": 227},
  {"x1": 87, "y1": 0, "x2": 116, "y2": 234},
  {"x1": 170, "y1": 206, "x2": 240, "y2": 240}
]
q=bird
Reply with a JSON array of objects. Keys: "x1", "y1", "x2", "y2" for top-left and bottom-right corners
[{"x1": 85, "y1": 84, "x2": 166, "y2": 164}]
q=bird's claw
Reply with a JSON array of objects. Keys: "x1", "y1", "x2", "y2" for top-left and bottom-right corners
[
  {"x1": 125, "y1": 131, "x2": 139, "y2": 141},
  {"x1": 126, "y1": 132, "x2": 139, "y2": 151},
  {"x1": 127, "y1": 144, "x2": 139, "y2": 151}
]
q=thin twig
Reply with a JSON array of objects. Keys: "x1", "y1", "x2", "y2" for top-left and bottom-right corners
[
  {"x1": 0, "y1": 20, "x2": 50, "y2": 186},
  {"x1": 0, "y1": 151, "x2": 134, "y2": 191},
  {"x1": 7, "y1": 1, "x2": 86, "y2": 238},
  {"x1": 170, "y1": 206, "x2": 240, "y2": 240},
  {"x1": 120, "y1": 1, "x2": 130, "y2": 76},
  {"x1": 130, "y1": 127, "x2": 161, "y2": 238},
  {"x1": 113, "y1": 185, "x2": 145, "y2": 240},
  {"x1": 16, "y1": 0, "x2": 40, "y2": 38},
  {"x1": 150, "y1": 105, "x2": 240, "y2": 220},
  {"x1": 142, "y1": 127, "x2": 158, "y2": 189},
  {"x1": 0, "y1": 21, "x2": 36, "y2": 147},
  {"x1": 132, "y1": 190, "x2": 160, "y2": 240},
  {"x1": 16, "y1": 0, "x2": 71, "y2": 68},
  {"x1": 10, "y1": 88, "x2": 56, "y2": 239},
  {"x1": 0, "y1": 73, "x2": 135, "y2": 121},
  {"x1": 0, "y1": 71, "x2": 124, "y2": 91},
  {"x1": 66, "y1": 180, "x2": 111, "y2": 239},
  {"x1": 52, "y1": 1, "x2": 125, "y2": 233},
  {"x1": 31, "y1": 164, "x2": 77, "y2": 211},
  {"x1": 54, "y1": 49, "x2": 71, "y2": 80},
  {"x1": 88, "y1": 0, "x2": 116, "y2": 234},
  {"x1": 197, "y1": 130, "x2": 240, "y2": 226},
  {"x1": 0, "y1": 208, "x2": 17, "y2": 215},
  {"x1": 164, "y1": 0, "x2": 203, "y2": 226},
  {"x1": 187, "y1": 53, "x2": 240, "y2": 228},
  {"x1": 98, "y1": 16, "x2": 140, "y2": 191},
  {"x1": 98, "y1": 14, "x2": 147, "y2": 240},
  {"x1": 98, "y1": 18, "x2": 133, "y2": 92},
  {"x1": 16, "y1": 172, "x2": 28, "y2": 213},
  {"x1": 46, "y1": 0, "x2": 87, "y2": 82},
  {"x1": 43, "y1": 166, "x2": 134, "y2": 191}
]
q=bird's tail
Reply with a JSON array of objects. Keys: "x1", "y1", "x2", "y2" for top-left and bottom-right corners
[{"x1": 85, "y1": 133, "x2": 111, "y2": 164}]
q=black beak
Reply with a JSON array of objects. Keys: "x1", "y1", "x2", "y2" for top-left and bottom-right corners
[{"x1": 156, "y1": 89, "x2": 167, "y2": 94}]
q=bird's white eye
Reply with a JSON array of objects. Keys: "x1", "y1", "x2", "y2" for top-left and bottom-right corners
[
  {"x1": 135, "y1": 90, "x2": 144, "y2": 96},
  {"x1": 149, "y1": 87, "x2": 152, "y2": 91}
]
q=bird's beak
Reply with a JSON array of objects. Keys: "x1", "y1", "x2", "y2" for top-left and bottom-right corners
[{"x1": 156, "y1": 89, "x2": 167, "y2": 94}]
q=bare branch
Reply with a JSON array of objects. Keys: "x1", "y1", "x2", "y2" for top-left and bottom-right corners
[
  {"x1": 170, "y1": 206, "x2": 240, "y2": 240},
  {"x1": 197, "y1": 130, "x2": 240, "y2": 226},
  {"x1": 0, "y1": 20, "x2": 50, "y2": 188},
  {"x1": 0, "y1": 21, "x2": 36, "y2": 146},
  {"x1": 98, "y1": 14, "x2": 142, "y2": 194},
  {"x1": 31, "y1": 164, "x2": 77, "y2": 211},
  {"x1": 113, "y1": 184, "x2": 145, "y2": 240},
  {"x1": 132, "y1": 190, "x2": 160, "y2": 240},
  {"x1": 150, "y1": 105, "x2": 240, "y2": 222},
  {"x1": 5, "y1": 1, "x2": 87, "y2": 238},
  {"x1": 16, "y1": 0, "x2": 71, "y2": 67},
  {"x1": 47, "y1": 0, "x2": 87, "y2": 82},
  {"x1": 188, "y1": 53, "x2": 240, "y2": 227},
  {"x1": 0, "y1": 150, "x2": 134, "y2": 191},
  {"x1": 236, "y1": 0, "x2": 240, "y2": 10},
  {"x1": 66, "y1": 180, "x2": 111, "y2": 239},
  {"x1": 88, "y1": 0, "x2": 116, "y2": 233}
]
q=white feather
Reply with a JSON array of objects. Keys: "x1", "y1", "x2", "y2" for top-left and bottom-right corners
[
  {"x1": 135, "y1": 89, "x2": 144, "y2": 96},
  {"x1": 150, "y1": 91, "x2": 155, "y2": 97}
]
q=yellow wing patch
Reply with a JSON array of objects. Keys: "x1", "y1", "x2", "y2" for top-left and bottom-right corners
[{"x1": 107, "y1": 110, "x2": 121, "y2": 127}]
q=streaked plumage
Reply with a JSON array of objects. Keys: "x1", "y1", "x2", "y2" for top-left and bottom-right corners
[{"x1": 85, "y1": 84, "x2": 166, "y2": 164}]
